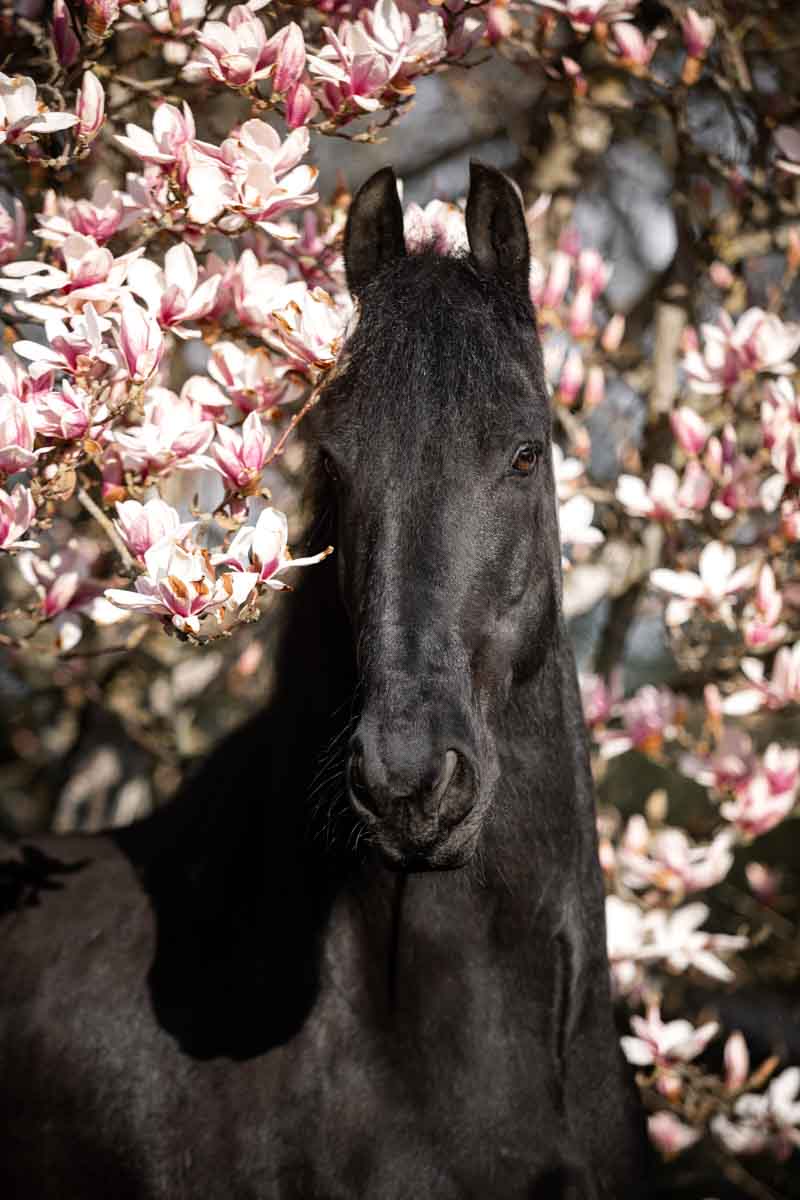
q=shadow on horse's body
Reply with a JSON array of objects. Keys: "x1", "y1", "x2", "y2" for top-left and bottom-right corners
[{"x1": 0, "y1": 165, "x2": 647, "y2": 1199}]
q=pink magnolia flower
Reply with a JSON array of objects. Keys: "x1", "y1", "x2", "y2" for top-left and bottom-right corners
[
  {"x1": 0, "y1": 483, "x2": 38, "y2": 550},
  {"x1": 35, "y1": 180, "x2": 141, "y2": 247},
  {"x1": 404, "y1": 200, "x2": 467, "y2": 255},
  {"x1": 105, "y1": 534, "x2": 239, "y2": 634},
  {"x1": 722, "y1": 643, "x2": 800, "y2": 715},
  {"x1": 580, "y1": 670, "x2": 623, "y2": 727},
  {"x1": 230, "y1": 250, "x2": 299, "y2": 331},
  {"x1": 127, "y1": 245, "x2": 221, "y2": 339},
  {"x1": 720, "y1": 773, "x2": 797, "y2": 840},
  {"x1": 0, "y1": 394, "x2": 38, "y2": 473},
  {"x1": 0, "y1": 198, "x2": 25, "y2": 267},
  {"x1": 114, "y1": 498, "x2": 194, "y2": 563},
  {"x1": 681, "y1": 7, "x2": 715, "y2": 58},
  {"x1": 605, "y1": 896, "x2": 747, "y2": 995},
  {"x1": 184, "y1": 7, "x2": 304, "y2": 91},
  {"x1": 212, "y1": 505, "x2": 330, "y2": 594},
  {"x1": 272, "y1": 285, "x2": 350, "y2": 371},
  {"x1": 52, "y1": 0, "x2": 80, "y2": 68},
  {"x1": 712, "y1": 1068, "x2": 800, "y2": 1160},
  {"x1": 75, "y1": 73, "x2": 105, "y2": 143},
  {"x1": 285, "y1": 81, "x2": 316, "y2": 129},
  {"x1": 609, "y1": 22, "x2": 660, "y2": 69},
  {"x1": 599, "y1": 685, "x2": 682, "y2": 758},
  {"x1": 650, "y1": 541, "x2": 759, "y2": 627},
  {"x1": 111, "y1": 388, "x2": 215, "y2": 479},
  {"x1": 359, "y1": 0, "x2": 447, "y2": 78},
  {"x1": 116, "y1": 297, "x2": 166, "y2": 381},
  {"x1": 180, "y1": 375, "x2": 230, "y2": 421},
  {"x1": 307, "y1": 23, "x2": 392, "y2": 115},
  {"x1": 647, "y1": 1112, "x2": 702, "y2": 1159},
  {"x1": 533, "y1": 0, "x2": 641, "y2": 35},
  {"x1": 0, "y1": 232, "x2": 142, "y2": 311},
  {"x1": 34, "y1": 379, "x2": 97, "y2": 440},
  {"x1": 742, "y1": 564, "x2": 787, "y2": 651},
  {"x1": 621, "y1": 1002, "x2": 718, "y2": 1101},
  {"x1": 0, "y1": 73, "x2": 78, "y2": 147},
  {"x1": 616, "y1": 462, "x2": 711, "y2": 521},
  {"x1": 85, "y1": 0, "x2": 120, "y2": 37},
  {"x1": 208, "y1": 341, "x2": 291, "y2": 413},
  {"x1": 724, "y1": 1031, "x2": 751, "y2": 1092},
  {"x1": 670, "y1": 405, "x2": 710, "y2": 456},
  {"x1": 210, "y1": 412, "x2": 271, "y2": 492},
  {"x1": 602, "y1": 312, "x2": 626, "y2": 352},
  {"x1": 745, "y1": 863, "x2": 782, "y2": 907},
  {"x1": 538, "y1": 249, "x2": 572, "y2": 310},
  {"x1": 761, "y1": 377, "x2": 800, "y2": 496},
  {"x1": 185, "y1": 122, "x2": 318, "y2": 234},
  {"x1": 556, "y1": 347, "x2": 584, "y2": 407},
  {"x1": 14, "y1": 304, "x2": 116, "y2": 380},
  {"x1": 558, "y1": 494, "x2": 604, "y2": 550},
  {"x1": 18, "y1": 538, "x2": 126, "y2": 650},
  {"x1": 618, "y1": 820, "x2": 734, "y2": 898},
  {"x1": 685, "y1": 309, "x2": 800, "y2": 394}
]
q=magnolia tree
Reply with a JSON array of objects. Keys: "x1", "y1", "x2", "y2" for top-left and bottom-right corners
[{"x1": 1, "y1": 0, "x2": 800, "y2": 1193}]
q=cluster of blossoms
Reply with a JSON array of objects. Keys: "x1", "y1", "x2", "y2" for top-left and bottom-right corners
[{"x1": 2, "y1": 1, "x2": 800, "y2": 1189}]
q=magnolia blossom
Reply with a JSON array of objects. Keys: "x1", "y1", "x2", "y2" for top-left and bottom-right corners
[
  {"x1": 212, "y1": 505, "x2": 330, "y2": 595},
  {"x1": 606, "y1": 896, "x2": 747, "y2": 995},
  {"x1": 609, "y1": 22, "x2": 660, "y2": 69},
  {"x1": 18, "y1": 539, "x2": 126, "y2": 651},
  {"x1": 684, "y1": 308, "x2": 800, "y2": 394},
  {"x1": 0, "y1": 395, "x2": 38, "y2": 473},
  {"x1": 230, "y1": 250, "x2": 300, "y2": 331},
  {"x1": 116, "y1": 297, "x2": 166, "y2": 381},
  {"x1": 720, "y1": 773, "x2": 798, "y2": 840},
  {"x1": 404, "y1": 199, "x2": 467, "y2": 255},
  {"x1": 647, "y1": 1112, "x2": 702, "y2": 1159},
  {"x1": 722, "y1": 643, "x2": 800, "y2": 715},
  {"x1": 712, "y1": 1068, "x2": 800, "y2": 1160},
  {"x1": 0, "y1": 197, "x2": 25, "y2": 267},
  {"x1": 618, "y1": 818, "x2": 734, "y2": 898},
  {"x1": 599, "y1": 685, "x2": 682, "y2": 758},
  {"x1": 13, "y1": 304, "x2": 116, "y2": 380},
  {"x1": 650, "y1": 541, "x2": 758, "y2": 627},
  {"x1": 558, "y1": 494, "x2": 604, "y2": 551},
  {"x1": 272, "y1": 285, "x2": 350, "y2": 370},
  {"x1": 616, "y1": 462, "x2": 711, "y2": 521},
  {"x1": 208, "y1": 341, "x2": 291, "y2": 413},
  {"x1": 36, "y1": 180, "x2": 141, "y2": 246},
  {"x1": 210, "y1": 412, "x2": 271, "y2": 492},
  {"x1": 105, "y1": 534, "x2": 244, "y2": 633},
  {"x1": 113, "y1": 498, "x2": 193, "y2": 563},
  {"x1": 533, "y1": 0, "x2": 641, "y2": 35},
  {"x1": 0, "y1": 73, "x2": 78, "y2": 147},
  {"x1": 681, "y1": 7, "x2": 715, "y2": 58},
  {"x1": 110, "y1": 387, "x2": 215, "y2": 478},
  {"x1": 183, "y1": 5, "x2": 298, "y2": 88},
  {"x1": 183, "y1": 121, "x2": 318, "y2": 235},
  {"x1": 742, "y1": 564, "x2": 787, "y2": 651},
  {"x1": 127, "y1": 244, "x2": 221, "y2": 338},
  {"x1": 580, "y1": 671, "x2": 622, "y2": 727},
  {"x1": 621, "y1": 1001, "x2": 718, "y2": 1100},
  {"x1": 34, "y1": 379, "x2": 97, "y2": 440},
  {"x1": 0, "y1": 232, "x2": 142, "y2": 310},
  {"x1": 75, "y1": 73, "x2": 105, "y2": 143},
  {"x1": 0, "y1": 483, "x2": 38, "y2": 551},
  {"x1": 670, "y1": 405, "x2": 710, "y2": 456}
]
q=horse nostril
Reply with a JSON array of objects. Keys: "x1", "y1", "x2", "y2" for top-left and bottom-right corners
[{"x1": 433, "y1": 749, "x2": 460, "y2": 803}]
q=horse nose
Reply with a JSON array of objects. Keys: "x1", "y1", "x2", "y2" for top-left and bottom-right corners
[{"x1": 348, "y1": 739, "x2": 460, "y2": 823}]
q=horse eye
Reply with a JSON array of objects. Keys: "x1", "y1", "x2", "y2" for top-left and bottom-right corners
[{"x1": 511, "y1": 441, "x2": 543, "y2": 475}]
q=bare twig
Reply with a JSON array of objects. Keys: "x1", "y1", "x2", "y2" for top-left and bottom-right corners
[{"x1": 77, "y1": 485, "x2": 139, "y2": 576}]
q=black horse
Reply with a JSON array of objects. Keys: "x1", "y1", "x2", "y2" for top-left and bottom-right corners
[{"x1": 0, "y1": 164, "x2": 647, "y2": 1198}]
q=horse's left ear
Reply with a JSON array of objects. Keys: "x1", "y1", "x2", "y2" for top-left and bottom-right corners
[
  {"x1": 466, "y1": 161, "x2": 530, "y2": 294},
  {"x1": 344, "y1": 166, "x2": 407, "y2": 299}
]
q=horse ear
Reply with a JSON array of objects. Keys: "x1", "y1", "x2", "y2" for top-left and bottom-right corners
[
  {"x1": 466, "y1": 161, "x2": 530, "y2": 293},
  {"x1": 344, "y1": 167, "x2": 407, "y2": 299}
]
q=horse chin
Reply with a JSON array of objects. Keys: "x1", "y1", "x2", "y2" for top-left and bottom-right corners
[{"x1": 374, "y1": 825, "x2": 480, "y2": 873}]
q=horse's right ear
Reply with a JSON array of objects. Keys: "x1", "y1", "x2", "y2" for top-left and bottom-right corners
[{"x1": 344, "y1": 167, "x2": 407, "y2": 299}]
